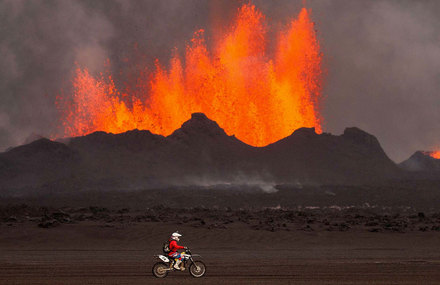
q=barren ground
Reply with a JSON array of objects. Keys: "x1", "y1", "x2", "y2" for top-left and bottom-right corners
[{"x1": 1, "y1": 205, "x2": 440, "y2": 284}]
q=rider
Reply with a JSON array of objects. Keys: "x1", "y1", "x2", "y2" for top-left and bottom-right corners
[{"x1": 168, "y1": 232, "x2": 188, "y2": 270}]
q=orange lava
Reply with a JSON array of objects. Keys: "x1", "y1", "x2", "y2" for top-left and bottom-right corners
[
  {"x1": 429, "y1": 151, "x2": 440, "y2": 159},
  {"x1": 57, "y1": 4, "x2": 323, "y2": 146}
]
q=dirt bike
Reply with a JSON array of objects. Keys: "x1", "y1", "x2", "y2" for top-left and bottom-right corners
[{"x1": 152, "y1": 248, "x2": 206, "y2": 278}]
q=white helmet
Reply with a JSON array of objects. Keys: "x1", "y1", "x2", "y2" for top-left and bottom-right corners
[{"x1": 171, "y1": 232, "x2": 182, "y2": 241}]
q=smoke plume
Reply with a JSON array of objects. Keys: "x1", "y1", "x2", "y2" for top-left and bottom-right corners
[{"x1": 1, "y1": 0, "x2": 439, "y2": 162}]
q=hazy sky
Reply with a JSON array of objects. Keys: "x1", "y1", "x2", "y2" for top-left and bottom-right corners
[{"x1": 0, "y1": 0, "x2": 439, "y2": 162}]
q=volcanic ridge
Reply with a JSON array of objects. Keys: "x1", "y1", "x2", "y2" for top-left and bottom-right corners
[{"x1": 0, "y1": 113, "x2": 408, "y2": 195}]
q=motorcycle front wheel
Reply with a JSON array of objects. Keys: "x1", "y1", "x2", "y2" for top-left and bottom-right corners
[
  {"x1": 189, "y1": 261, "x2": 206, "y2": 278},
  {"x1": 152, "y1": 262, "x2": 168, "y2": 278}
]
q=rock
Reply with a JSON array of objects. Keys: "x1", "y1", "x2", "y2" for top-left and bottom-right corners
[
  {"x1": 0, "y1": 113, "x2": 402, "y2": 192},
  {"x1": 207, "y1": 223, "x2": 227, "y2": 229},
  {"x1": 300, "y1": 225, "x2": 314, "y2": 231},
  {"x1": 399, "y1": 151, "x2": 440, "y2": 172},
  {"x1": 52, "y1": 211, "x2": 71, "y2": 223},
  {"x1": 338, "y1": 223, "x2": 351, "y2": 231},
  {"x1": 369, "y1": 227, "x2": 382, "y2": 232},
  {"x1": 38, "y1": 219, "x2": 60, "y2": 228},
  {"x1": 6, "y1": 216, "x2": 17, "y2": 223}
]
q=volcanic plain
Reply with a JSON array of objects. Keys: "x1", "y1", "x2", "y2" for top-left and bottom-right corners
[
  {"x1": 2, "y1": 186, "x2": 440, "y2": 284},
  {"x1": 1, "y1": 114, "x2": 440, "y2": 284}
]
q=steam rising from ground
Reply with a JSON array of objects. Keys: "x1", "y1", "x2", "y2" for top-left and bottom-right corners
[
  {"x1": 177, "y1": 173, "x2": 279, "y2": 193},
  {"x1": 1, "y1": 0, "x2": 440, "y2": 162}
]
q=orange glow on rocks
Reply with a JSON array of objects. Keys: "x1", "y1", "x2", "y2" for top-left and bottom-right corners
[
  {"x1": 57, "y1": 4, "x2": 323, "y2": 146},
  {"x1": 428, "y1": 151, "x2": 440, "y2": 159}
]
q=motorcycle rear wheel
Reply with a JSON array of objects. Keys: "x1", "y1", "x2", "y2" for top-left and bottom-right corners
[
  {"x1": 152, "y1": 262, "x2": 168, "y2": 278},
  {"x1": 189, "y1": 261, "x2": 206, "y2": 278}
]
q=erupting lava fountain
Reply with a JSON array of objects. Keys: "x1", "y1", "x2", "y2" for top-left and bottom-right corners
[
  {"x1": 425, "y1": 151, "x2": 440, "y2": 159},
  {"x1": 56, "y1": 4, "x2": 323, "y2": 147}
]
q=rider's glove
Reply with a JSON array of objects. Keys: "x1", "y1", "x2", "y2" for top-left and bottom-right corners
[{"x1": 184, "y1": 247, "x2": 188, "y2": 250}]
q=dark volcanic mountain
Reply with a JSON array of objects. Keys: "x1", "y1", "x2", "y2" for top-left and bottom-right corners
[
  {"x1": 399, "y1": 151, "x2": 440, "y2": 173},
  {"x1": 0, "y1": 113, "x2": 402, "y2": 194}
]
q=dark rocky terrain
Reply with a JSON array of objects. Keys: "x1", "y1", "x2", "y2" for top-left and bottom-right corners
[
  {"x1": 0, "y1": 113, "x2": 406, "y2": 195},
  {"x1": 1, "y1": 202, "x2": 440, "y2": 284},
  {"x1": 400, "y1": 151, "x2": 440, "y2": 173},
  {"x1": 2, "y1": 203, "x2": 440, "y2": 233},
  {"x1": 1, "y1": 113, "x2": 440, "y2": 284}
]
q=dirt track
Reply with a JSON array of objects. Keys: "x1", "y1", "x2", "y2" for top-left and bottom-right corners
[
  {"x1": 1, "y1": 222, "x2": 440, "y2": 284},
  {"x1": 1, "y1": 254, "x2": 440, "y2": 284}
]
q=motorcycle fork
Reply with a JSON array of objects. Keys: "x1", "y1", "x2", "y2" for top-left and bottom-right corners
[{"x1": 189, "y1": 257, "x2": 200, "y2": 270}]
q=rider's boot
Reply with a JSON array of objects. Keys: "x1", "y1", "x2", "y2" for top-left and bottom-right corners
[
  {"x1": 173, "y1": 259, "x2": 182, "y2": 270},
  {"x1": 180, "y1": 261, "x2": 185, "y2": 271}
]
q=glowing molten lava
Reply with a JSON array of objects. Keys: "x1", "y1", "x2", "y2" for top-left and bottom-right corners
[
  {"x1": 57, "y1": 4, "x2": 323, "y2": 146},
  {"x1": 428, "y1": 151, "x2": 440, "y2": 159}
]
